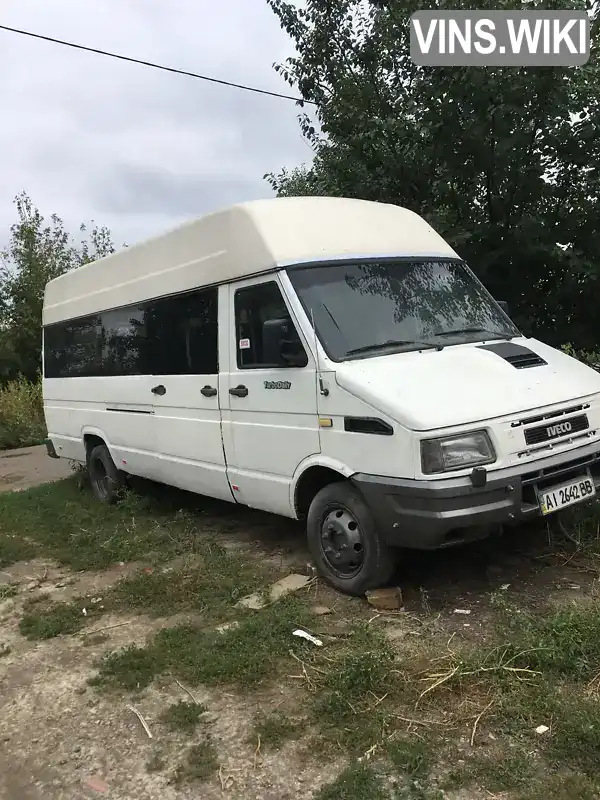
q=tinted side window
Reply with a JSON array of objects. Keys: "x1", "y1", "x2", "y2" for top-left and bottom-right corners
[
  {"x1": 100, "y1": 306, "x2": 148, "y2": 376},
  {"x1": 234, "y1": 282, "x2": 307, "y2": 369},
  {"x1": 149, "y1": 288, "x2": 218, "y2": 375},
  {"x1": 44, "y1": 314, "x2": 103, "y2": 378}
]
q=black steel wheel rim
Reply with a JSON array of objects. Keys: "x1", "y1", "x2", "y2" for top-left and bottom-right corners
[{"x1": 320, "y1": 505, "x2": 365, "y2": 578}]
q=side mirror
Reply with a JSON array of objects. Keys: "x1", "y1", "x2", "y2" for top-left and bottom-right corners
[
  {"x1": 262, "y1": 318, "x2": 307, "y2": 367},
  {"x1": 497, "y1": 300, "x2": 509, "y2": 315}
]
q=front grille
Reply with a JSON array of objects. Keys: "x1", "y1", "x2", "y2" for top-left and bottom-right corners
[
  {"x1": 512, "y1": 403, "x2": 589, "y2": 428},
  {"x1": 524, "y1": 414, "x2": 589, "y2": 445},
  {"x1": 505, "y1": 352, "x2": 547, "y2": 369}
]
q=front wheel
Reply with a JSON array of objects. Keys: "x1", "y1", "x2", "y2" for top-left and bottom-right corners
[
  {"x1": 306, "y1": 481, "x2": 396, "y2": 595},
  {"x1": 87, "y1": 444, "x2": 125, "y2": 505}
]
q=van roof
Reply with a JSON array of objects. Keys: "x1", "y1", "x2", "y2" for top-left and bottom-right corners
[{"x1": 43, "y1": 196, "x2": 459, "y2": 325}]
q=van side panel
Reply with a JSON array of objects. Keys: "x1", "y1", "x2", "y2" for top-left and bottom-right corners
[{"x1": 43, "y1": 375, "x2": 159, "y2": 479}]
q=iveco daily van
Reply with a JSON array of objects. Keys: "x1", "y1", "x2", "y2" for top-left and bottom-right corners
[{"x1": 42, "y1": 197, "x2": 600, "y2": 594}]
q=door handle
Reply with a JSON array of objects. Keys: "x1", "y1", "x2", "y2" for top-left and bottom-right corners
[
  {"x1": 151, "y1": 384, "x2": 166, "y2": 396},
  {"x1": 229, "y1": 385, "x2": 248, "y2": 398},
  {"x1": 201, "y1": 385, "x2": 218, "y2": 397}
]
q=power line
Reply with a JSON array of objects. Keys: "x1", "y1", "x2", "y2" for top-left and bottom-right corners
[{"x1": 0, "y1": 24, "x2": 314, "y2": 105}]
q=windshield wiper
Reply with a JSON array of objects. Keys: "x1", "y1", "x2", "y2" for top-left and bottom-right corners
[
  {"x1": 432, "y1": 327, "x2": 514, "y2": 340},
  {"x1": 346, "y1": 338, "x2": 442, "y2": 356}
]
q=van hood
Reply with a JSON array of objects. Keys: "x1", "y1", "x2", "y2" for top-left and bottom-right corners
[{"x1": 334, "y1": 337, "x2": 600, "y2": 431}]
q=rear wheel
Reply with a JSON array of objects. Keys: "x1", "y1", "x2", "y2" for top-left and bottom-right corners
[
  {"x1": 306, "y1": 481, "x2": 396, "y2": 595},
  {"x1": 87, "y1": 444, "x2": 124, "y2": 505}
]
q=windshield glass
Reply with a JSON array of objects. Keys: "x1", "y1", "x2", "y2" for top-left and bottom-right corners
[{"x1": 286, "y1": 258, "x2": 520, "y2": 361}]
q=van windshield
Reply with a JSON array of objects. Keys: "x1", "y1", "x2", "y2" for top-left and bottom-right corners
[{"x1": 286, "y1": 258, "x2": 520, "y2": 361}]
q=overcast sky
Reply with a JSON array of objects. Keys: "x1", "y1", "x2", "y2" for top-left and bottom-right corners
[{"x1": 0, "y1": 0, "x2": 312, "y2": 248}]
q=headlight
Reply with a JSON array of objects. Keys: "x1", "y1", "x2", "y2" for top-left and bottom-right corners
[{"x1": 421, "y1": 430, "x2": 495, "y2": 475}]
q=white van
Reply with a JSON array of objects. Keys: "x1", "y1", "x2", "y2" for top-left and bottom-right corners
[{"x1": 42, "y1": 197, "x2": 600, "y2": 594}]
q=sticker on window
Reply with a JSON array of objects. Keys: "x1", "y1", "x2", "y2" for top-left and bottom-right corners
[{"x1": 239, "y1": 338, "x2": 251, "y2": 350}]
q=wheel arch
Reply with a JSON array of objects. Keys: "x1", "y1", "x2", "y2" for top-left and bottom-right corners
[{"x1": 291, "y1": 456, "x2": 355, "y2": 520}]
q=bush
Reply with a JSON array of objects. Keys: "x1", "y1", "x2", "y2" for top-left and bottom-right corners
[
  {"x1": 561, "y1": 343, "x2": 600, "y2": 369},
  {"x1": 0, "y1": 376, "x2": 46, "y2": 451}
]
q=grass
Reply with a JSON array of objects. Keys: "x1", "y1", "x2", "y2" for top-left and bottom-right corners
[
  {"x1": 18, "y1": 596, "x2": 103, "y2": 639},
  {"x1": 515, "y1": 772, "x2": 600, "y2": 800},
  {"x1": 161, "y1": 701, "x2": 208, "y2": 733},
  {"x1": 0, "y1": 584, "x2": 18, "y2": 600},
  {"x1": 4, "y1": 478, "x2": 600, "y2": 796},
  {"x1": 251, "y1": 710, "x2": 303, "y2": 750},
  {"x1": 91, "y1": 595, "x2": 316, "y2": 692},
  {"x1": 109, "y1": 540, "x2": 263, "y2": 616},
  {"x1": 312, "y1": 625, "x2": 396, "y2": 754},
  {"x1": 314, "y1": 764, "x2": 389, "y2": 800},
  {"x1": 171, "y1": 740, "x2": 218, "y2": 785},
  {"x1": 0, "y1": 478, "x2": 203, "y2": 571}
]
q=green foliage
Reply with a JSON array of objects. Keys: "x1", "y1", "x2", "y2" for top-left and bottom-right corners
[
  {"x1": 267, "y1": 0, "x2": 600, "y2": 353},
  {"x1": 314, "y1": 764, "x2": 388, "y2": 800},
  {"x1": 0, "y1": 375, "x2": 45, "y2": 450},
  {"x1": 19, "y1": 600, "x2": 88, "y2": 640},
  {"x1": 160, "y1": 701, "x2": 208, "y2": 733},
  {"x1": 0, "y1": 479, "x2": 200, "y2": 570},
  {"x1": 251, "y1": 711, "x2": 303, "y2": 750},
  {"x1": 0, "y1": 192, "x2": 115, "y2": 383},
  {"x1": 92, "y1": 596, "x2": 316, "y2": 692},
  {"x1": 171, "y1": 740, "x2": 219, "y2": 785}
]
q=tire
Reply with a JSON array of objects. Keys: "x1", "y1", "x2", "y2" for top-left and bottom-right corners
[
  {"x1": 87, "y1": 444, "x2": 125, "y2": 505},
  {"x1": 306, "y1": 481, "x2": 396, "y2": 596}
]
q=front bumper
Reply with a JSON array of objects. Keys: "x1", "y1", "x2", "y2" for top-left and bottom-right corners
[{"x1": 353, "y1": 441, "x2": 600, "y2": 549}]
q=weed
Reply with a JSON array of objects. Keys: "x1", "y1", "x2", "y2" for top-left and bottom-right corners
[
  {"x1": 386, "y1": 738, "x2": 432, "y2": 780},
  {"x1": 252, "y1": 711, "x2": 302, "y2": 750},
  {"x1": 92, "y1": 597, "x2": 315, "y2": 692},
  {"x1": 19, "y1": 600, "x2": 93, "y2": 639},
  {"x1": 0, "y1": 479, "x2": 199, "y2": 571},
  {"x1": 110, "y1": 540, "x2": 264, "y2": 617},
  {"x1": 516, "y1": 771, "x2": 600, "y2": 800},
  {"x1": 313, "y1": 626, "x2": 395, "y2": 753},
  {"x1": 444, "y1": 750, "x2": 535, "y2": 793},
  {"x1": 0, "y1": 376, "x2": 45, "y2": 450},
  {"x1": 171, "y1": 739, "x2": 218, "y2": 784},
  {"x1": 90, "y1": 645, "x2": 163, "y2": 692},
  {"x1": 314, "y1": 764, "x2": 388, "y2": 800},
  {"x1": 0, "y1": 584, "x2": 18, "y2": 600},
  {"x1": 0, "y1": 644, "x2": 11, "y2": 657},
  {"x1": 161, "y1": 700, "x2": 207, "y2": 733},
  {"x1": 504, "y1": 603, "x2": 600, "y2": 681},
  {"x1": 548, "y1": 691, "x2": 600, "y2": 776}
]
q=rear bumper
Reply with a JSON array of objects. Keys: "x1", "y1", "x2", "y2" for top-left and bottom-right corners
[
  {"x1": 352, "y1": 441, "x2": 600, "y2": 549},
  {"x1": 44, "y1": 438, "x2": 59, "y2": 459}
]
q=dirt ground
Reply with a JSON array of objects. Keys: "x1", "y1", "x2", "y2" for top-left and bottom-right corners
[
  {"x1": 1, "y1": 449, "x2": 600, "y2": 799},
  {"x1": 0, "y1": 445, "x2": 72, "y2": 493}
]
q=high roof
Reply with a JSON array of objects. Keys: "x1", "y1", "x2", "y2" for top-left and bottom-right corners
[{"x1": 43, "y1": 196, "x2": 459, "y2": 325}]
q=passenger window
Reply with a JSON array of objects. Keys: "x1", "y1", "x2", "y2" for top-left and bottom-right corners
[
  {"x1": 149, "y1": 287, "x2": 218, "y2": 375},
  {"x1": 234, "y1": 282, "x2": 308, "y2": 369},
  {"x1": 44, "y1": 315, "x2": 103, "y2": 378},
  {"x1": 101, "y1": 307, "x2": 148, "y2": 376}
]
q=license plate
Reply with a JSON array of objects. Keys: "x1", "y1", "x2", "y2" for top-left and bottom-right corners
[{"x1": 538, "y1": 473, "x2": 596, "y2": 516}]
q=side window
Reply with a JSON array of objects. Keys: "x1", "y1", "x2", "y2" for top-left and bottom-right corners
[
  {"x1": 44, "y1": 314, "x2": 103, "y2": 378},
  {"x1": 234, "y1": 281, "x2": 308, "y2": 369},
  {"x1": 100, "y1": 306, "x2": 148, "y2": 376},
  {"x1": 149, "y1": 287, "x2": 218, "y2": 375}
]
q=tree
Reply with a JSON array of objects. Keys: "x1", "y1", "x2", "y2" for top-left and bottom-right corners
[
  {"x1": 266, "y1": 0, "x2": 600, "y2": 350},
  {"x1": 0, "y1": 192, "x2": 116, "y2": 382}
]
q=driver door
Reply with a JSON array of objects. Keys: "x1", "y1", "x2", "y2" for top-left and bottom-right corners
[{"x1": 220, "y1": 275, "x2": 320, "y2": 517}]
